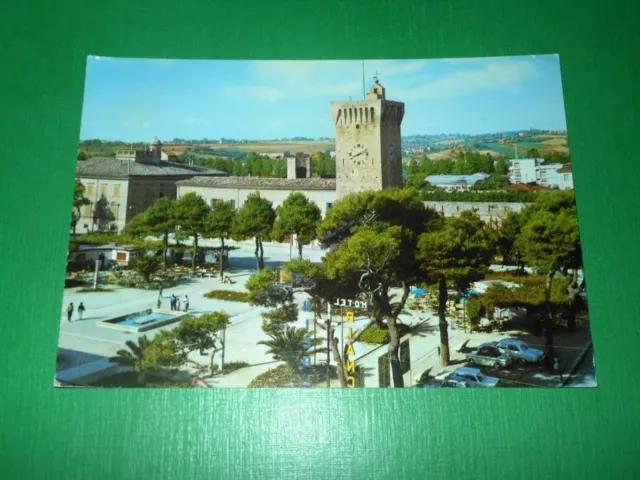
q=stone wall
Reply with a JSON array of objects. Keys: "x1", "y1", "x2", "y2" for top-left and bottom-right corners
[{"x1": 424, "y1": 201, "x2": 526, "y2": 221}]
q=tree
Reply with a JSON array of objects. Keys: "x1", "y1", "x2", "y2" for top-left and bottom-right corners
[
  {"x1": 318, "y1": 188, "x2": 440, "y2": 387},
  {"x1": 470, "y1": 175, "x2": 510, "y2": 191},
  {"x1": 258, "y1": 327, "x2": 323, "y2": 372},
  {"x1": 132, "y1": 253, "x2": 162, "y2": 283},
  {"x1": 204, "y1": 200, "x2": 235, "y2": 279},
  {"x1": 71, "y1": 180, "x2": 90, "y2": 235},
  {"x1": 526, "y1": 148, "x2": 541, "y2": 158},
  {"x1": 283, "y1": 258, "x2": 371, "y2": 387},
  {"x1": 245, "y1": 267, "x2": 299, "y2": 334},
  {"x1": 497, "y1": 211, "x2": 525, "y2": 267},
  {"x1": 516, "y1": 208, "x2": 580, "y2": 366},
  {"x1": 494, "y1": 157, "x2": 509, "y2": 176},
  {"x1": 92, "y1": 194, "x2": 115, "y2": 231},
  {"x1": 171, "y1": 312, "x2": 230, "y2": 374},
  {"x1": 124, "y1": 197, "x2": 176, "y2": 269},
  {"x1": 110, "y1": 333, "x2": 184, "y2": 383},
  {"x1": 417, "y1": 211, "x2": 496, "y2": 366},
  {"x1": 172, "y1": 193, "x2": 211, "y2": 271},
  {"x1": 232, "y1": 192, "x2": 276, "y2": 271},
  {"x1": 77, "y1": 151, "x2": 89, "y2": 161},
  {"x1": 272, "y1": 193, "x2": 322, "y2": 258}
]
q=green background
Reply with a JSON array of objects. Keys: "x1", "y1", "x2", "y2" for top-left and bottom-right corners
[{"x1": 1, "y1": 0, "x2": 638, "y2": 478}]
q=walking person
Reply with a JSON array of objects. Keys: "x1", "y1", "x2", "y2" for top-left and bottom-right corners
[
  {"x1": 66, "y1": 303, "x2": 74, "y2": 322},
  {"x1": 553, "y1": 357, "x2": 564, "y2": 384},
  {"x1": 77, "y1": 302, "x2": 86, "y2": 320},
  {"x1": 176, "y1": 297, "x2": 181, "y2": 311},
  {"x1": 157, "y1": 296, "x2": 162, "y2": 309},
  {"x1": 170, "y1": 295, "x2": 176, "y2": 311},
  {"x1": 184, "y1": 295, "x2": 189, "y2": 312},
  {"x1": 159, "y1": 284, "x2": 164, "y2": 297}
]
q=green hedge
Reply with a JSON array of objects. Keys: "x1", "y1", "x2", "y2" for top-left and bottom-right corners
[
  {"x1": 204, "y1": 290, "x2": 250, "y2": 302},
  {"x1": 220, "y1": 361, "x2": 250, "y2": 374},
  {"x1": 359, "y1": 325, "x2": 390, "y2": 344}
]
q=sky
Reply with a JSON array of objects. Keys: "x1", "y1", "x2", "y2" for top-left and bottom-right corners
[{"x1": 79, "y1": 55, "x2": 567, "y2": 142}]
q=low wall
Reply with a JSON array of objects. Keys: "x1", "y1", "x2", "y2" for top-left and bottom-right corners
[{"x1": 424, "y1": 201, "x2": 526, "y2": 220}]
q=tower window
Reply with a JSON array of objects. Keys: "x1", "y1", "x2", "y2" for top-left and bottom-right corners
[{"x1": 356, "y1": 124, "x2": 359, "y2": 129}]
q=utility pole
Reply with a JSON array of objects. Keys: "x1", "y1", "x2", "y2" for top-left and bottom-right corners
[
  {"x1": 326, "y1": 302, "x2": 332, "y2": 388},
  {"x1": 93, "y1": 259, "x2": 100, "y2": 290}
]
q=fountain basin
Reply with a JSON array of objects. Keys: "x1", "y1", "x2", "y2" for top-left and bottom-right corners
[{"x1": 99, "y1": 308, "x2": 187, "y2": 333}]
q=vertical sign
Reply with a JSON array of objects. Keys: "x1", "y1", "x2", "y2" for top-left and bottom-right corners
[{"x1": 345, "y1": 311, "x2": 356, "y2": 388}]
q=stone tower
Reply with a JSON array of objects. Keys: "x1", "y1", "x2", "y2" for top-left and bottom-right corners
[
  {"x1": 330, "y1": 78, "x2": 405, "y2": 198},
  {"x1": 150, "y1": 136, "x2": 162, "y2": 163},
  {"x1": 286, "y1": 154, "x2": 311, "y2": 179}
]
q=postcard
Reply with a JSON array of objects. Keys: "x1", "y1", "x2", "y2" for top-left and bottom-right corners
[{"x1": 55, "y1": 55, "x2": 595, "y2": 388}]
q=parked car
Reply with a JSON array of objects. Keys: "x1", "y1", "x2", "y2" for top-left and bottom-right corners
[
  {"x1": 415, "y1": 378, "x2": 470, "y2": 388},
  {"x1": 495, "y1": 338, "x2": 544, "y2": 365},
  {"x1": 435, "y1": 367, "x2": 500, "y2": 388},
  {"x1": 466, "y1": 343, "x2": 512, "y2": 369}
]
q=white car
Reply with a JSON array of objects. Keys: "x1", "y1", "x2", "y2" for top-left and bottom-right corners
[
  {"x1": 495, "y1": 338, "x2": 544, "y2": 365},
  {"x1": 434, "y1": 367, "x2": 500, "y2": 388}
]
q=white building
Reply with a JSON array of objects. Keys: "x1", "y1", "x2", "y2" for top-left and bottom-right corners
[
  {"x1": 508, "y1": 158, "x2": 573, "y2": 189},
  {"x1": 425, "y1": 173, "x2": 490, "y2": 191},
  {"x1": 176, "y1": 176, "x2": 337, "y2": 218}
]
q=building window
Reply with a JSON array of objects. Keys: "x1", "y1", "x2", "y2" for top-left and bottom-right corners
[
  {"x1": 326, "y1": 202, "x2": 333, "y2": 212},
  {"x1": 210, "y1": 199, "x2": 217, "y2": 208},
  {"x1": 111, "y1": 206, "x2": 118, "y2": 218},
  {"x1": 564, "y1": 174, "x2": 570, "y2": 181},
  {"x1": 86, "y1": 183, "x2": 94, "y2": 196},
  {"x1": 99, "y1": 184, "x2": 107, "y2": 196},
  {"x1": 116, "y1": 252, "x2": 127, "y2": 261},
  {"x1": 513, "y1": 162, "x2": 520, "y2": 168},
  {"x1": 230, "y1": 200, "x2": 236, "y2": 210},
  {"x1": 82, "y1": 205, "x2": 91, "y2": 217},
  {"x1": 113, "y1": 184, "x2": 120, "y2": 197}
]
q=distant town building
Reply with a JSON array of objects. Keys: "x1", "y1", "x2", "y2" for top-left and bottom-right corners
[
  {"x1": 556, "y1": 163, "x2": 574, "y2": 190},
  {"x1": 75, "y1": 137, "x2": 227, "y2": 233},
  {"x1": 508, "y1": 158, "x2": 573, "y2": 189},
  {"x1": 425, "y1": 173, "x2": 490, "y2": 191}
]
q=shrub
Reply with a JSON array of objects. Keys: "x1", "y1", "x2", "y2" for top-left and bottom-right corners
[
  {"x1": 77, "y1": 287, "x2": 113, "y2": 293},
  {"x1": 248, "y1": 363, "x2": 337, "y2": 388},
  {"x1": 204, "y1": 290, "x2": 250, "y2": 302},
  {"x1": 65, "y1": 278, "x2": 88, "y2": 288},
  {"x1": 465, "y1": 297, "x2": 484, "y2": 331},
  {"x1": 358, "y1": 325, "x2": 390, "y2": 344},
  {"x1": 220, "y1": 361, "x2": 250, "y2": 374}
]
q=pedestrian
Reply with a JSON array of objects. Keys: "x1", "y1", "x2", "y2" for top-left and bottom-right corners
[
  {"x1": 170, "y1": 295, "x2": 176, "y2": 311},
  {"x1": 184, "y1": 295, "x2": 189, "y2": 312},
  {"x1": 157, "y1": 296, "x2": 162, "y2": 309},
  {"x1": 159, "y1": 284, "x2": 163, "y2": 297},
  {"x1": 66, "y1": 303, "x2": 74, "y2": 322},
  {"x1": 553, "y1": 357, "x2": 564, "y2": 384},
  {"x1": 77, "y1": 302, "x2": 86, "y2": 320},
  {"x1": 176, "y1": 298, "x2": 181, "y2": 311}
]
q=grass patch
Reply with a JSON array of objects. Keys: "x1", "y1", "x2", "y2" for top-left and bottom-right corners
[
  {"x1": 248, "y1": 364, "x2": 338, "y2": 388},
  {"x1": 204, "y1": 290, "x2": 250, "y2": 302},
  {"x1": 220, "y1": 361, "x2": 250, "y2": 375},
  {"x1": 77, "y1": 287, "x2": 114, "y2": 293}
]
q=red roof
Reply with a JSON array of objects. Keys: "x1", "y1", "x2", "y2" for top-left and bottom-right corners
[{"x1": 506, "y1": 183, "x2": 550, "y2": 192}]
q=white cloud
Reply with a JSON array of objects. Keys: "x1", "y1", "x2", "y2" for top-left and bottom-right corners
[
  {"x1": 184, "y1": 116, "x2": 211, "y2": 126},
  {"x1": 223, "y1": 85, "x2": 287, "y2": 103},
  {"x1": 122, "y1": 120, "x2": 152, "y2": 128},
  {"x1": 393, "y1": 58, "x2": 540, "y2": 101}
]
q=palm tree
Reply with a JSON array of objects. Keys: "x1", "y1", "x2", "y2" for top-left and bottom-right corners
[
  {"x1": 257, "y1": 327, "x2": 324, "y2": 372},
  {"x1": 110, "y1": 335, "x2": 153, "y2": 382}
]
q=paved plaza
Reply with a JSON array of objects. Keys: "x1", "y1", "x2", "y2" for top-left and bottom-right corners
[{"x1": 56, "y1": 238, "x2": 595, "y2": 388}]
